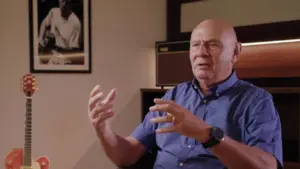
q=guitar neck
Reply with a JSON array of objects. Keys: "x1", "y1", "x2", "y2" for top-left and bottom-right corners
[{"x1": 23, "y1": 97, "x2": 32, "y2": 166}]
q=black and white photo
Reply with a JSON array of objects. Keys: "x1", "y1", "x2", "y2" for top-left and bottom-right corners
[{"x1": 29, "y1": 0, "x2": 91, "y2": 73}]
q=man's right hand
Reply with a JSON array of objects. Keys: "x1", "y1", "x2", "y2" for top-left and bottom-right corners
[
  {"x1": 88, "y1": 85, "x2": 147, "y2": 166},
  {"x1": 88, "y1": 85, "x2": 117, "y2": 137}
]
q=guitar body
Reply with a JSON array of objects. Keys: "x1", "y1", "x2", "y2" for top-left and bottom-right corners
[{"x1": 5, "y1": 148, "x2": 49, "y2": 169}]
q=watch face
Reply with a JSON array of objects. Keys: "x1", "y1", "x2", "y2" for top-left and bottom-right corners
[{"x1": 212, "y1": 127, "x2": 224, "y2": 140}]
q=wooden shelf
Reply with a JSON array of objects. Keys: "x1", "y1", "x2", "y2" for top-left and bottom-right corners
[
  {"x1": 284, "y1": 162, "x2": 300, "y2": 169},
  {"x1": 265, "y1": 87, "x2": 300, "y2": 93}
]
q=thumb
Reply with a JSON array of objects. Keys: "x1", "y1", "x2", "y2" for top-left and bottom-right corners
[{"x1": 103, "y1": 88, "x2": 117, "y2": 104}]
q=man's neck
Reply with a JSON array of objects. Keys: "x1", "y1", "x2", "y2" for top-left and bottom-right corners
[
  {"x1": 197, "y1": 71, "x2": 233, "y2": 96},
  {"x1": 198, "y1": 79, "x2": 214, "y2": 96}
]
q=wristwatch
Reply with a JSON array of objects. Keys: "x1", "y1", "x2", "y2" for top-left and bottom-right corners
[{"x1": 202, "y1": 126, "x2": 225, "y2": 148}]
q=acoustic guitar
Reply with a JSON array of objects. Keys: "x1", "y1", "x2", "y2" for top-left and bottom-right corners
[{"x1": 5, "y1": 73, "x2": 50, "y2": 169}]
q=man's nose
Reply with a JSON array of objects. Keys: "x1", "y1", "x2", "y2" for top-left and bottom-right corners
[{"x1": 195, "y1": 44, "x2": 209, "y2": 57}]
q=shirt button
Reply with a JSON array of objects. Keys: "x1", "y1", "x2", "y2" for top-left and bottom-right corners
[
  {"x1": 203, "y1": 100, "x2": 207, "y2": 104},
  {"x1": 216, "y1": 93, "x2": 219, "y2": 97},
  {"x1": 179, "y1": 162, "x2": 184, "y2": 167},
  {"x1": 188, "y1": 145, "x2": 192, "y2": 148}
]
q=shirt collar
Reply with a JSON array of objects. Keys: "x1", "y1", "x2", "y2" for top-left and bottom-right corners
[{"x1": 192, "y1": 70, "x2": 238, "y2": 96}]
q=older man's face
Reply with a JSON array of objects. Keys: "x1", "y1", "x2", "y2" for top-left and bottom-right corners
[{"x1": 189, "y1": 24, "x2": 236, "y2": 81}]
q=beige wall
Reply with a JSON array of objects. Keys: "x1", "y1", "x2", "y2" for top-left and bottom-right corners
[
  {"x1": 0, "y1": 0, "x2": 165, "y2": 169},
  {"x1": 181, "y1": 0, "x2": 300, "y2": 32}
]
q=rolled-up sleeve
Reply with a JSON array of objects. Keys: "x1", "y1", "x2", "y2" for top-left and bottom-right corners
[
  {"x1": 131, "y1": 111, "x2": 158, "y2": 151},
  {"x1": 131, "y1": 90, "x2": 173, "y2": 151},
  {"x1": 245, "y1": 94, "x2": 283, "y2": 169}
]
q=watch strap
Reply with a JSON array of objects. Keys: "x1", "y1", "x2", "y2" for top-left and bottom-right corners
[
  {"x1": 202, "y1": 127, "x2": 224, "y2": 148},
  {"x1": 202, "y1": 137, "x2": 220, "y2": 148}
]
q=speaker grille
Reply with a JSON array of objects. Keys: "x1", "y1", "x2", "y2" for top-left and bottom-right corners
[{"x1": 155, "y1": 41, "x2": 194, "y2": 86}]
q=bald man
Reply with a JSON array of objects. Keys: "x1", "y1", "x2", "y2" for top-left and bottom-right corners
[{"x1": 88, "y1": 19, "x2": 283, "y2": 169}]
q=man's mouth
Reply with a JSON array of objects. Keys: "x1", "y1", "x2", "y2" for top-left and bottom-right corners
[{"x1": 196, "y1": 63, "x2": 210, "y2": 69}]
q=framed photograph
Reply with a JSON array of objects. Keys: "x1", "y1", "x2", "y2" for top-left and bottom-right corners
[
  {"x1": 28, "y1": 0, "x2": 91, "y2": 73},
  {"x1": 167, "y1": 0, "x2": 300, "y2": 43}
]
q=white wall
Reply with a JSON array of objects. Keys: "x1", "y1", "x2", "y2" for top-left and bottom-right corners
[{"x1": 0, "y1": 0, "x2": 165, "y2": 169}]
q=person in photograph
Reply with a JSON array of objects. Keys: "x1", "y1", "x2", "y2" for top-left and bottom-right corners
[{"x1": 39, "y1": 0, "x2": 82, "y2": 51}]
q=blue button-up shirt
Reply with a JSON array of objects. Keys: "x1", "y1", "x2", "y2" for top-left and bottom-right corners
[{"x1": 131, "y1": 71, "x2": 283, "y2": 169}]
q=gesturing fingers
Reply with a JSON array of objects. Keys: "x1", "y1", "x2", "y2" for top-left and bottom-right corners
[
  {"x1": 153, "y1": 98, "x2": 177, "y2": 106},
  {"x1": 89, "y1": 85, "x2": 101, "y2": 98},
  {"x1": 90, "y1": 102, "x2": 113, "y2": 120},
  {"x1": 92, "y1": 110, "x2": 114, "y2": 127},
  {"x1": 102, "y1": 88, "x2": 117, "y2": 104},
  {"x1": 156, "y1": 125, "x2": 176, "y2": 133},
  {"x1": 88, "y1": 92, "x2": 104, "y2": 111},
  {"x1": 149, "y1": 103, "x2": 179, "y2": 117},
  {"x1": 151, "y1": 114, "x2": 174, "y2": 124}
]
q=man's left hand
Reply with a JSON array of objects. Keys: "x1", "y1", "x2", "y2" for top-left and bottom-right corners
[{"x1": 149, "y1": 98, "x2": 212, "y2": 143}]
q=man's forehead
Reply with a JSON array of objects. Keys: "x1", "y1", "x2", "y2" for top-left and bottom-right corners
[
  {"x1": 191, "y1": 20, "x2": 237, "y2": 43},
  {"x1": 191, "y1": 27, "x2": 223, "y2": 42}
]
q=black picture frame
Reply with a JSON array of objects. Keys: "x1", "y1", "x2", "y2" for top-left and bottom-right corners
[
  {"x1": 167, "y1": 0, "x2": 300, "y2": 43},
  {"x1": 28, "y1": 0, "x2": 92, "y2": 73}
]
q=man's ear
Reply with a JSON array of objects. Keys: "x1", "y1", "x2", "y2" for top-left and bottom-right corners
[{"x1": 232, "y1": 42, "x2": 242, "y2": 64}]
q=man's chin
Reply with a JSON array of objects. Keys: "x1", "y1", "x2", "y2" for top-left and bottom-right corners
[{"x1": 194, "y1": 71, "x2": 212, "y2": 80}]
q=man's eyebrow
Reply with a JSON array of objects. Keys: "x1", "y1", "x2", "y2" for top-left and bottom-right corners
[
  {"x1": 206, "y1": 39, "x2": 221, "y2": 43},
  {"x1": 191, "y1": 39, "x2": 221, "y2": 43}
]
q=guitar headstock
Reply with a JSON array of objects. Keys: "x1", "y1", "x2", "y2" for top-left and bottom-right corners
[{"x1": 20, "y1": 73, "x2": 38, "y2": 97}]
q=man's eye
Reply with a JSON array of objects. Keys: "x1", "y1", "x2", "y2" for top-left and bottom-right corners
[
  {"x1": 208, "y1": 42, "x2": 219, "y2": 46},
  {"x1": 208, "y1": 42, "x2": 221, "y2": 48}
]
